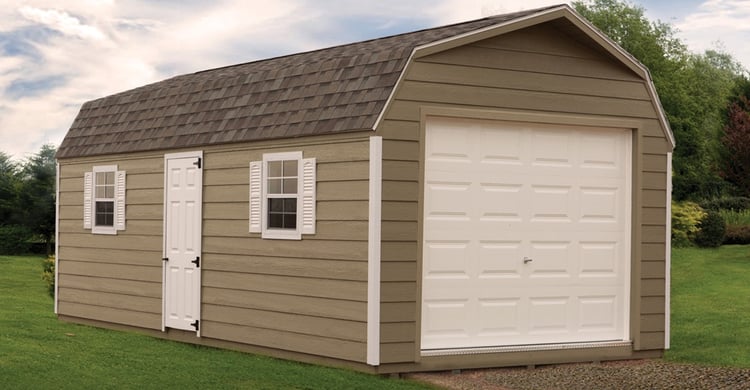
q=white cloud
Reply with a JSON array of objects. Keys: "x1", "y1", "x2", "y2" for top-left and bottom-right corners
[
  {"x1": 18, "y1": 6, "x2": 107, "y2": 41},
  {"x1": 675, "y1": 0, "x2": 750, "y2": 69}
]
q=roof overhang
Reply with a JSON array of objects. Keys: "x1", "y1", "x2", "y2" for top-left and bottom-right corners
[{"x1": 374, "y1": 4, "x2": 675, "y2": 149}]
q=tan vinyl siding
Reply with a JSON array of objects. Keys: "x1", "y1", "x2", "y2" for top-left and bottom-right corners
[
  {"x1": 57, "y1": 135, "x2": 373, "y2": 363},
  {"x1": 199, "y1": 137, "x2": 371, "y2": 362},
  {"x1": 376, "y1": 22, "x2": 669, "y2": 364},
  {"x1": 57, "y1": 155, "x2": 164, "y2": 331}
]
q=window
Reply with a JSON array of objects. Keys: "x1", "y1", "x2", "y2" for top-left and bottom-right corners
[
  {"x1": 95, "y1": 170, "x2": 115, "y2": 227},
  {"x1": 84, "y1": 165, "x2": 126, "y2": 235},
  {"x1": 249, "y1": 152, "x2": 316, "y2": 240},
  {"x1": 267, "y1": 159, "x2": 298, "y2": 230}
]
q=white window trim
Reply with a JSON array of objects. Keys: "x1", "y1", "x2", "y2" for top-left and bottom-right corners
[
  {"x1": 262, "y1": 151, "x2": 303, "y2": 240},
  {"x1": 91, "y1": 165, "x2": 120, "y2": 235}
]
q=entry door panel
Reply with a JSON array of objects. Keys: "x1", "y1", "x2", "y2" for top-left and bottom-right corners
[
  {"x1": 164, "y1": 153, "x2": 202, "y2": 332},
  {"x1": 422, "y1": 118, "x2": 630, "y2": 350}
]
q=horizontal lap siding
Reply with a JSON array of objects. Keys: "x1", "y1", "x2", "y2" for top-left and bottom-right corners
[
  {"x1": 58, "y1": 137, "x2": 372, "y2": 363},
  {"x1": 201, "y1": 138, "x2": 370, "y2": 363},
  {"x1": 377, "y1": 24, "x2": 669, "y2": 364},
  {"x1": 57, "y1": 155, "x2": 164, "y2": 331},
  {"x1": 639, "y1": 133, "x2": 668, "y2": 348}
]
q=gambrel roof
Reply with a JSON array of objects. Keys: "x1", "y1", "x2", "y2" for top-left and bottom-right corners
[{"x1": 57, "y1": 4, "x2": 673, "y2": 159}]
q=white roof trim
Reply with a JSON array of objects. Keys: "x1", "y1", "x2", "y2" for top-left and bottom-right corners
[{"x1": 372, "y1": 4, "x2": 675, "y2": 149}]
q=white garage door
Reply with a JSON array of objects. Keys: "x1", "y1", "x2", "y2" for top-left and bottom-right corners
[{"x1": 421, "y1": 117, "x2": 631, "y2": 351}]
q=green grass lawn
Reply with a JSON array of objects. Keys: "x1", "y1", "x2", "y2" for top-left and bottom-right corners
[
  {"x1": 0, "y1": 255, "x2": 433, "y2": 389},
  {"x1": 666, "y1": 245, "x2": 750, "y2": 367}
]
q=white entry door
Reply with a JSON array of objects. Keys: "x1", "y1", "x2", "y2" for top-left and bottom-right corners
[
  {"x1": 422, "y1": 117, "x2": 631, "y2": 351},
  {"x1": 163, "y1": 152, "x2": 203, "y2": 334}
]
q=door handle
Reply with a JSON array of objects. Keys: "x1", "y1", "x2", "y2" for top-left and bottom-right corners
[{"x1": 523, "y1": 257, "x2": 533, "y2": 264}]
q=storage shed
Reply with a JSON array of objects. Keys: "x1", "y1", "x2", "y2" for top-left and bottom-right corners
[{"x1": 55, "y1": 4, "x2": 674, "y2": 373}]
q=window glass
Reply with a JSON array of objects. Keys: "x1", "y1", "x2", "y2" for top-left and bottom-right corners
[
  {"x1": 95, "y1": 201, "x2": 114, "y2": 226},
  {"x1": 266, "y1": 158, "x2": 298, "y2": 231},
  {"x1": 268, "y1": 178, "x2": 282, "y2": 194},
  {"x1": 267, "y1": 198, "x2": 296, "y2": 229},
  {"x1": 94, "y1": 171, "x2": 116, "y2": 227},
  {"x1": 268, "y1": 161, "x2": 282, "y2": 177},
  {"x1": 282, "y1": 160, "x2": 297, "y2": 176},
  {"x1": 282, "y1": 178, "x2": 297, "y2": 194}
]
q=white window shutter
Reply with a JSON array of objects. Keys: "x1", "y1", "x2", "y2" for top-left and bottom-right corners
[
  {"x1": 83, "y1": 172, "x2": 93, "y2": 229},
  {"x1": 249, "y1": 161, "x2": 262, "y2": 233},
  {"x1": 115, "y1": 170, "x2": 126, "y2": 231},
  {"x1": 301, "y1": 157, "x2": 316, "y2": 235}
]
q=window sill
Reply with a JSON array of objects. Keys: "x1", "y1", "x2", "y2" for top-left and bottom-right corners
[{"x1": 261, "y1": 229, "x2": 302, "y2": 240}]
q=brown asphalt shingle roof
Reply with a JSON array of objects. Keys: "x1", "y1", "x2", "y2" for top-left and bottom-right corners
[{"x1": 57, "y1": 6, "x2": 560, "y2": 158}]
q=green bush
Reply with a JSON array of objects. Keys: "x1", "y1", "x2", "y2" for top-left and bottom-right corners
[
  {"x1": 694, "y1": 210, "x2": 726, "y2": 248},
  {"x1": 42, "y1": 256, "x2": 55, "y2": 298},
  {"x1": 701, "y1": 196, "x2": 750, "y2": 211},
  {"x1": 0, "y1": 225, "x2": 31, "y2": 254},
  {"x1": 724, "y1": 225, "x2": 750, "y2": 245},
  {"x1": 671, "y1": 201, "x2": 706, "y2": 247}
]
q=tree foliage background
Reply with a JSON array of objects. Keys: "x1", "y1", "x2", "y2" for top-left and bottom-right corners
[
  {"x1": 574, "y1": 0, "x2": 748, "y2": 201},
  {"x1": 0, "y1": 144, "x2": 56, "y2": 255}
]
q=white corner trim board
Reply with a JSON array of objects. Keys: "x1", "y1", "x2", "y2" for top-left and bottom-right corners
[
  {"x1": 367, "y1": 136, "x2": 383, "y2": 366},
  {"x1": 54, "y1": 162, "x2": 60, "y2": 314},
  {"x1": 665, "y1": 152, "x2": 673, "y2": 349}
]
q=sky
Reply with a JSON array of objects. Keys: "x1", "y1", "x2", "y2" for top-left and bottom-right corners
[{"x1": 1, "y1": 0, "x2": 748, "y2": 160}]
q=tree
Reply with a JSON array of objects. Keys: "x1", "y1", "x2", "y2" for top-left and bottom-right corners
[
  {"x1": 18, "y1": 144, "x2": 57, "y2": 255},
  {"x1": 573, "y1": 0, "x2": 744, "y2": 200},
  {"x1": 720, "y1": 95, "x2": 750, "y2": 196},
  {"x1": 0, "y1": 152, "x2": 20, "y2": 225}
]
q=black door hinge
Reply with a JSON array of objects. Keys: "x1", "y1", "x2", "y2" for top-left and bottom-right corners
[
  {"x1": 190, "y1": 320, "x2": 200, "y2": 332},
  {"x1": 162, "y1": 257, "x2": 169, "y2": 262},
  {"x1": 191, "y1": 256, "x2": 200, "y2": 268},
  {"x1": 193, "y1": 157, "x2": 202, "y2": 168}
]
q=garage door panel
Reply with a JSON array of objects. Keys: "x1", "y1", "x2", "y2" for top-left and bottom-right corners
[
  {"x1": 423, "y1": 299, "x2": 472, "y2": 339},
  {"x1": 423, "y1": 117, "x2": 630, "y2": 351},
  {"x1": 479, "y1": 126, "x2": 524, "y2": 164},
  {"x1": 580, "y1": 186, "x2": 620, "y2": 222},
  {"x1": 477, "y1": 298, "x2": 522, "y2": 336},
  {"x1": 478, "y1": 240, "x2": 523, "y2": 278},
  {"x1": 423, "y1": 240, "x2": 471, "y2": 277},
  {"x1": 579, "y1": 295, "x2": 619, "y2": 331},
  {"x1": 531, "y1": 130, "x2": 574, "y2": 167}
]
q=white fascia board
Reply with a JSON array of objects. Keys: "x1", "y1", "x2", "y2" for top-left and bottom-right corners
[{"x1": 367, "y1": 136, "x2": 383, "y2": 366}]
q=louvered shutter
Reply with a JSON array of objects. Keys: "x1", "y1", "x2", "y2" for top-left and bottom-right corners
[
  {"x1": 115, "y1": 170, "x2": 126, "y2": 231},
  {"x1": 83, "y1": 172, "x2": 93, "y2": 229},
  {"x1": 300, "y1": 158, "x2": 316, "y2": 235},
  {"x1": 249, "y1": 161, "x2": 262, "y2": 233}
]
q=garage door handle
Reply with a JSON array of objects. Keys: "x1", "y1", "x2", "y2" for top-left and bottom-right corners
[{"x1": 523, "y1": 257, "x2": 533, "y2": 264}]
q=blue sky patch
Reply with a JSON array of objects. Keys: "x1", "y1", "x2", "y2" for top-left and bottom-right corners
[{"x1": 6, "y1": 75, "x2": 67, "y2": 99}]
